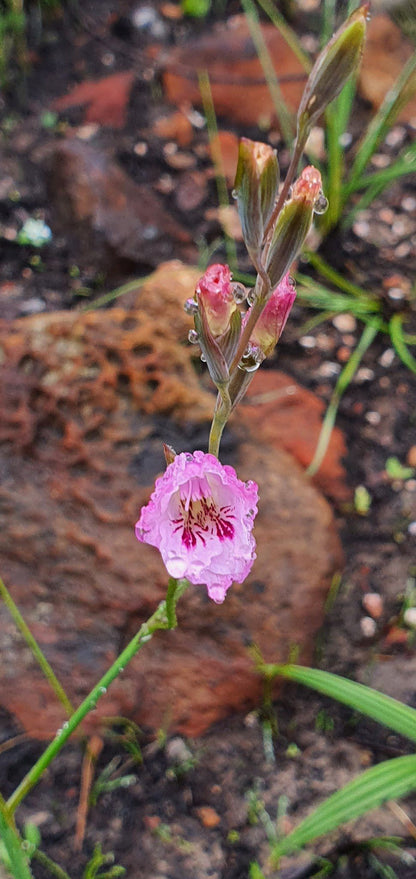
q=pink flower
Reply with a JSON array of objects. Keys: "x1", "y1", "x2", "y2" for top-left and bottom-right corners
[
  {"x1": 135, "y1": 451, "x2": 258, "y2": 603},
  {"x1": 195, "y1": 264, "x2": 236, "y2": 337},
  {"x1": 246, "y1": 273, "x2": 296, "y2": 358}
]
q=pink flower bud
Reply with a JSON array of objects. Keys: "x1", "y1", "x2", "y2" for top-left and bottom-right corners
[
  {"x1": 135, "y1": 451, "x2": 258, "y2": 603},
  {"x1": 195, "y1": 264, "x2": 237, "y2": 338},
  {"x1": 247, "y1": 274, "x2": 296, "y2": 357}
]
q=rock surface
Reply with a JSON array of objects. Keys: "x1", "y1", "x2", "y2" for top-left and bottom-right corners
[
  {"x1": 0, "y1": 262, "x2": 343, "y2": 740},
  {"x1": 47, "y1": 139, "x2": 196, "y2": 270}
]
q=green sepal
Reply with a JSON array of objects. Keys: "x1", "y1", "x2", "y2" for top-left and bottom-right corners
[
  {"x1": 266, "y1": 199, "x2": 313, "y2": 289},
  {"x1": 234, "y1": 138, "x2": 279, "y2": 262}
]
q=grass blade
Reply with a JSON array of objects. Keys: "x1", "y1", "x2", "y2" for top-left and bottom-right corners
[
  {"x1": 306, "y1": 322, "x2": 379, "y2": 476},
  {"x1": 348, "y1": 52, "x2": 416, "y2": 189},
  {"x1": 260, "y1": 664, "x2": 416, "y2": 744},
  {"x1": 390, "y1": 314, "x2": 416, "y2": 375},
  {"x1": 271, "y1": 754, "x2": 416, "y2": 862},
  {"x1": 241, "y1": 0, "x2": 295, "y2": 146}
]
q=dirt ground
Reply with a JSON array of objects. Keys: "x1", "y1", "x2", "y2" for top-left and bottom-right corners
[{"x1": 1, "y1": 2, "x2": 416, "y2": 877}]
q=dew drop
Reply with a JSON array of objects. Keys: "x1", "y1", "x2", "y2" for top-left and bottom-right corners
[
  {"x1": 232, "y1": 282, "x2": 247, "y2": 304},
  {"x1": 313, "y1": 192, "x2": 328, "y2": 215},
  {"x1": 99, "y1": 686, "x2": 107, "y2": 695},
  {"x1": 62, "y1": 721, "x2": 69, "y2": 730},
  {"x1": 231, "y1": 188, "x2": 238, "y2": 200},
  {"x1": 184, "y1": 298, "x2": 198, "y2": 315},
  {"x1": 238, "y1": 360, "x2": 261, "y2": 373},
  {"x1": 141, "y1": 633, "x2": 153, "y2": 643},
  {"x1": 200, "y1": 353, "x2": 207, "y2": 362},
  {"x1": 119, "y1": 666, "x2": 125, "y2": 673},
  {"x1": 56, "y1": 728, "x2": 62, "y2": 737},
  {"x1": 188, "y1": 329, "x2": 199, "y2": 344},
  {"x1": 247, "y1": 289, "x2": 257, "y2": 306}
]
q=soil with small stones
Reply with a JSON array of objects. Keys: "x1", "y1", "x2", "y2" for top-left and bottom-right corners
[{"x1": 1, "y1": 3, "x2": 416, "y2": 878}]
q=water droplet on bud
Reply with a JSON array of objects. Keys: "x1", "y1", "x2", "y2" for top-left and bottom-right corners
[
  {"x1": 231, "y1": 188, "x2": 238, "y2": 200},
  {"x1": 184, "y1": 298, "x2": 198, "y2": 315},
  {"x1": 313, "y1": 192, "x2": 328, "y2": 215},
  {"x1": 247, "y1": 289, "x2": 257, "y2": 306},
  {"x1": 188, "y1": 329, "x2": 199, "y2": 344},
  {"x1": 238, "y1": 360, "x2": 261, "y2": 373},
  {"x1": 232, "y1": 282, "x2": 247, "y2": 304},
  {"x1": 200, "y1": 353, "x2": 207, "y2": 362}
]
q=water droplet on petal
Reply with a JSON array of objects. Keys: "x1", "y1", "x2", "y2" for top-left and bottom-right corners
[
  {"x1": 184, "y1": 297, "x2": 198, "y2": 315},
  {"x1": 188, "y1": 329, "x2": 200, "y2": 344},
  {"x1": 232, "y1": 282, "x2": 247, "y2": 304},
  {"x1": 313, "y1": 192, "x2": 328, "y2": 215}
]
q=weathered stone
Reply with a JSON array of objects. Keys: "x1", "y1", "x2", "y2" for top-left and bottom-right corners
[
  {"x1": 47, "y1": 139, "x2": 196, "y2": 269},
  {"x1": 0, "y1": 262, "x2": 343, "y2": 740},
  {"x1": 52, "y1": 71, "x2": 136, "y2": 129},
  {"x1": 158, "y1": 15, "x2": 307, "y2": 129}
]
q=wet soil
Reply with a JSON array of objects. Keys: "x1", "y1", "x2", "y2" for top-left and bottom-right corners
[{"x1": 1, "y1": 2, "x2": 416, "y2": 878}]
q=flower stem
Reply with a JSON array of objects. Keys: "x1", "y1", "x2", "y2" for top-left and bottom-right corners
[
  {"x1": 0, "y1": 576, "x2": 74, "y2": 717},
  {"x1": 208, "y1": 402, "x2": 229, "y2": 458},
  {"x1": 6, "y1": 579, "x2": 189, "y2": 817}
]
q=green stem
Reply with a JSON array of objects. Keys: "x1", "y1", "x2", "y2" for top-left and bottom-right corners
[
  {"x1": 31, "y1": 848, "x2": 72, "y2": 879},
  {"x1": 208, "y1": 400, "x2": 229, "y2": 457},
  {"x1": 0, "y1": 576, "x2": 74, "y2": 717},
  {"x1": 6, "y1": 579, "x2": 189, "y2": 816},
  {"x1": 306, "y1": 323, "x2": 379, "y2": 476}
]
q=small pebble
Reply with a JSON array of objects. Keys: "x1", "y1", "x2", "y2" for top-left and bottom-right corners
[
  {"x1": 19, "y1": 297, "x2": 46, "y2": 315},
  {"x1": 401, "y1": 196, "x2": 416, "y2": 212},
  {"x1": 385, "y1": 126, "x2": 406, "y2": 148},
  {"x1": 407, "y1": 446, "x2": 416, "y2": 468},
  {"x1": 365, "y1": 410, "x2": 381, "y2": 426},
  {"x1": 362, "y1": 592, "x2": 383, "y2": 619},
  {"x1": 318, "y1": 362, "x2": 341, "y2": 378},
  {"x1": 354, "y1": 367, "x2": 374, "y2": 383},
  {"x1": 404, "y1": 607, "x2": 416, "y2": 627},
  {"x1": 332, "y1": 313, "x2": 357, "y2": 333},
  {"x1": 165, "y1": 737, "x2": 193, "y2": 765},
  {"x1": 378, "y1": 348, "x2": 395, "y2": 368},
  {"x1": 299, "y1": 335, "x2": 316, "y2": 349},
  {"x1": 195, "y1": 806, "x2": 221, "y2": 829},
  {"x1": 360, "y1": 616, "x2": 377, "y2": 638}
]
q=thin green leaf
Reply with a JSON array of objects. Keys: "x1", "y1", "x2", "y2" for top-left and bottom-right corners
[
  {"x1": 0, "y1": 812, "x2": 33, "y2": 879},
  {"x1": 254, "y1": 0, "x2": 311, "y2": 71},
  {"x1": 307, "y1": 322, "x2": 379, "y2": 475},
  {"x1": 262, "y1": 665, "x2": 416, "y2": 743},
  {"x1": 271, "y1": 755, "x2": 416, "y2": 862},
  {"x1": 390, "y1": 314, "x2": 416, "y2": 375},
  {"x1": 241, "y1": 0, "x2": 295, "y2": 146},
  {"x1": 348, "y1": 52, "x2": 416, "y2": 188}
]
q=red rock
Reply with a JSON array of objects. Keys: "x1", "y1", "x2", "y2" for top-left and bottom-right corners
[
  {"x1": 239, "y1": 372, "x2": 349, "y2": 502},
  {"x1": 153, "y1": 109, "x2": 194, "y2": 147},
  {"x1": 210, "y1": 131, "x2": 239, "y2": 187},
  {"x1": 0, "y1": 263, "x2": 343, "y2": 740},
  {"x1": 47, "y1": 139, "x2": 196, "y2": 268},
  {"x1": 159, "y1": 15, "x2": 307, "y2": 129},
  {"x1": 52, "y1": 71, "x2": 135, "y2": 129}
]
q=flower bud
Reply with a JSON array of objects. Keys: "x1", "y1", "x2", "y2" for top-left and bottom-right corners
[
  {"x1": 266, "y1": 166, "x2": 323, "y2": 288},
  {"x1": 247, "y1": 273, "x2": 296, "y2": 357},
  {"x1": 234, "y1": 138, "x2": 279, "y2": 264},
  {"x1": 297, "y1": 4, "x2": 368, "y2": 142},
  {"x1": 195, "y1": 264, "x2": 237, "y2": 337}
]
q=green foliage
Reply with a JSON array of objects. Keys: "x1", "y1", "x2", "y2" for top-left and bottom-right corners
[
  {"x1": 182, "y1": 0, "x2": 211, "y2": 16},
  {"x1": 385, "y1": 457, "x2": 415, "y2": 481},
  {"x1": 253, "y1": 663, "x2": 416, "y2": 866},
  {"x1": 83, "y1": 845, "x2": 125, "y2": 879}
]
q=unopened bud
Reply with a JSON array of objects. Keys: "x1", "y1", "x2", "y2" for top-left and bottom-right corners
[
  {"x1": 195, "y1": 264, "x2": 237, "y2": 337},
  {"x1": 234, "y1": 138, "x2": 279, "y2": 264},
  {"x1": 297, "y1": 4, "x2": 368, "y2": 143},
  {"x1": 247, "y1": 274, "x2": 296, "y2": 357},
  {"x1": 266, "y1": 166, "x2": 323, "y2": 288}
]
